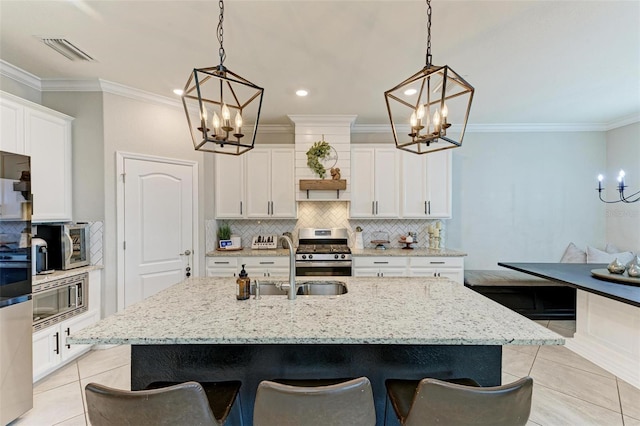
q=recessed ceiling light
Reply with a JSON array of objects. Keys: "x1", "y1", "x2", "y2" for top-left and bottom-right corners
[
  {"x1": 404, "y1": 89, "x2": 417, "y2": 96},
  {"x1": 173, "y1": 89, "x2": 184, "y2": 96},
  {"x1": 296, "y1": 89, "x2": 308, "y2": 97}
]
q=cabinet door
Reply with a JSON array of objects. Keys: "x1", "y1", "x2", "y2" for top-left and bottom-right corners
[
  {"x1": 350, "y1": 148, "x2": 375, "y2": 217},
  {"x1": 401, "y1": 151, "x2": 429, "y2": 218},
  {"x1": 374, "y1": 148, "x2": 399, "y2": 218},
  {"x1": 215, "y1": 154, "x2": 245, "y2": 218},
  {"x1": 0, "y1": 179, "x2": 24, "y2": 220},
  {"x1": 33, "y1": 328, "x2": 61, "y2": 381},
  {"x1": 27, "y1": 109, "x2": 72, "y2": 222},
  {"x1": 206, "y1": 258, "x2": 238, "y2": 277},
  {"x1": 352, "y1": 268, "x2": 381, "y2": 277},
  {"x1": 61, "y1": 311, "x2": 97, "y2": 361},
  {"x1": 270, "y1": 149, "x2": 296, "y2": 218},
  {"x1": 0, "y1": 97, "x2": 25, "y2": 154},
  {"x1": 246, "y1": 149, "x2": 271, "y2": 218},
  {"x1": 425, "y1": 150, "x2": 452, "y2": 218}
]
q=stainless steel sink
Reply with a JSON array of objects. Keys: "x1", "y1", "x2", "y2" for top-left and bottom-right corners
[
  {"x1": 297, "y1": 281, "x2": 348, "y2": 296},
  {"x1": 251, "y1": 280, "x2": 347, "y2": 297}
]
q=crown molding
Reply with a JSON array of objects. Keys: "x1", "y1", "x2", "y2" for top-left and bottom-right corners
[
  {"x1": 605, "y1": 114, "x2": 640, "y2": 131},
  {"x1": 0, "y1": 60, "x2": 41, "y2": 91},
  {"x1": 287, "y1": 114, "x2": 357, "y2": 127},
  {"x1": 1, "y1": 61, "x2": 636, "y2": 133},
  {"x1": 97, "y1": 80, "x2": 182, "y2": 109}
]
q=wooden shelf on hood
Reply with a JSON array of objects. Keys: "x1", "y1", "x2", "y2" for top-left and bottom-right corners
[{"x1": 299, "y1": 179, "x2": 347, "y2": 199}]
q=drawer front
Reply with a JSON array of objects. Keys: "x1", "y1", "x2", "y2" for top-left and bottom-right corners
[
  {"x1": 242, "y1": 257, "x2": 289, "y2": 268},
  {"x1": 408, "y1": 257, "x2": 464, "y2": 268},
  {"x1": 206, "y1": 257, "x2": 239, "y2": 268},
  {"x1": 353, "y1": 257, "x2": 407, "y2": 268}
]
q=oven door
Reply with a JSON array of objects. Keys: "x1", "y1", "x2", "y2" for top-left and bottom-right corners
[{"x1": 295, "y1": 261, "x2": 352, "y2": 277}]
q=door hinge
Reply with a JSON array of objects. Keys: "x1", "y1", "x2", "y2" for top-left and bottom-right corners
[
  {"x1": 123, "y1": 241, "x2": 126, "y2": 250},
  {"x1": 121, "y1": 173, "x2": 126, "y2": 183}
]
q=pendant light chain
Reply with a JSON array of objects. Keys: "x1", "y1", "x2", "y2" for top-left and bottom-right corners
[
  {"x1": 426, "y1": 0, "x2": 432, "y2": 67},
  {"x1": 217, "y1": 0, "x2": 226, "y2": 66}
]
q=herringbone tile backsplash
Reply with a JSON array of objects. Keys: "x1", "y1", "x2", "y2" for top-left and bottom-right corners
[{"x1": 206, "y1": 202, "x2": 446, "y2": 251}]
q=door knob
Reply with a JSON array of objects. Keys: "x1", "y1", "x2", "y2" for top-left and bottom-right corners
[{"x1": 180, "y1": 250, "x2": 192, "y2": 256}]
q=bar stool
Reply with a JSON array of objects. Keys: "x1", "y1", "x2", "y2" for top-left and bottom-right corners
[
  {"x1": 85, "y1": 381, "x2": 220, "y2": 426},
  {"x1": 253, "y1": 376, "x2": 376, "y2": 426},
  {"x1": 385, "y1": 376, "x2": 533, "y2": 426},
  {"x1": 146, "y1": 380, "x2": 242, "y2": 425}
]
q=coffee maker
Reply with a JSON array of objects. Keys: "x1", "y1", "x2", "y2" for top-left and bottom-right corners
[{"x1": 31, "y1": 237, "x2": 49, "y2": 275}]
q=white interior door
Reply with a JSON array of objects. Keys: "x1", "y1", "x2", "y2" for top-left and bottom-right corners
[{"x1": 119, "y1": 155, "x2": 196, "y2": 309}]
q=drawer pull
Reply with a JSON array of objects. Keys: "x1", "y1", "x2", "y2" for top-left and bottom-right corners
[
  {"x1": 214, "y1": 261, "x2": 230, "y2": 265},
  {"x1": 430, "y1": 261, "x2": 445, "y2": 264},
  {"x1": 259, "y1": 261, "x2": 275, "y2": 265},
  {"x1": 373, "y1": 261, "x2": 389, "y2": 264}
]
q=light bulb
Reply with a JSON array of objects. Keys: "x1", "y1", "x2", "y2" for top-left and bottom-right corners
[
  {"x1": 212, "y1": 112, "x2": 221, "y2": 130},
  {"x1": 222, "y1": 104, "x2": 231, "y2": 121},
  {"x1": 235, "y1": 112, "x2": 242, "y2": 129},
  {"x1": 598, "y1": 174, "x2": 603, "y2": 182},
  {"x1": 201, "y1": 108, "x2": 208, "y2": 122},
  {"x1": 619, "y1": 170, "x2": 626, "y2": 178},
  {"x1": 410, "y1": 112, "x2": 417, "y2": 128},
  {"x1": 442, "y1": 104, "x2": 448, "y2": 118},
  {"x1": 433, "y1": 110, "x2": 441, "y2": 126},
  {"x1": 416, "y1": 104, "x2": 425, "y2": 120}
]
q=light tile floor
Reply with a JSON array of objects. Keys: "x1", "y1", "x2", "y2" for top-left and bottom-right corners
[{"x1": 11, "y1": 320, "x2": 640, "y2": 425}]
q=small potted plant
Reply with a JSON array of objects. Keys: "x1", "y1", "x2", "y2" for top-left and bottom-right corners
[{"x1": 217, "y1": 222, "x2": 232, "y2": 249}]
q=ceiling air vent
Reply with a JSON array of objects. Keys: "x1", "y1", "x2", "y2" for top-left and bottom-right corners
[{"x1": 39, "y1": 38, "x2": 94, "y2": 61}]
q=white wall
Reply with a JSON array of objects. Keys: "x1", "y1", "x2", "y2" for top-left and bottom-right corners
[
  {"x1": 447, "y1": 131, "x2": 607, "y2": 269},
  {"x1": 41, "y1": 92, "x2": 105, "y2": 222},
  {"x1": 605, "y1": 122, "x2": 640, "y2": 252}
]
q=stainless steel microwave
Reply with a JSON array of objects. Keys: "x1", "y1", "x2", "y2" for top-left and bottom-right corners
[{"x1": 36, "y1": 224, "x2": 90, "y2": 270}]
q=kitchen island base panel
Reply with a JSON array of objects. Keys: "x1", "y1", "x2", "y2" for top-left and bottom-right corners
[{"x1": 131, "y1": 344, "x2": 501, "y2": 425}]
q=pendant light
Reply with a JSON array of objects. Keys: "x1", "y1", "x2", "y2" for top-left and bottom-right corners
[
  {"x1": 385, "y1": 0, "x2": 474, "y2": 155},
  {"x1": 181, "y1": 0, "x2": 264, "y2": 155},
  {"x1": 597, "y1": 170, "x2": 640, "y2": 203}
]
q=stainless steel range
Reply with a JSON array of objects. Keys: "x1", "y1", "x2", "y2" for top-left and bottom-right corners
[{"x1": 295, "y1": 228, "x2": 352, "y2": 276}]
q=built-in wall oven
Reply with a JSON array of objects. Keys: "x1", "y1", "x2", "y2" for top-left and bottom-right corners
[
  {"x1": 295, "y1": 228, "x2": 352, "y2": 276},
  {"x1": 33, "y1": 273, "x2": 88, "y2": 332}
]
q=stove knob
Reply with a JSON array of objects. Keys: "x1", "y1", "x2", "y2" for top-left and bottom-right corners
[
  {"x1": 334, "y1": 254, "x2": 339, "y2": 259},
  {"x1": 302, "y1": 255, "x2": 307, "y2": 260},
  {"x1": 341, "y1": 254, "x2": 346, "y2": 259},
  {"x1": 308, "y1": 254, "x2": 313, "y2": 260}
]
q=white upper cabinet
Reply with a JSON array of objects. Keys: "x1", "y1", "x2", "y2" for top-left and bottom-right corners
[
  {"x1": 27, "y1": 109, "x2": 73, "y2": 222},
  {"x1": 0, "y1": 96, "x2": 25, "y2": 154},
  {"x1": 400, "y1": 150, "x2": 451, "y2": 218},
  {"x1": 214, "y1": 153, "x2": 245, "y2": 219},
  {"x1": 215, "y1": 145, "x2": 296, "y2": 220},
  {"x1": 246, "y1": 148, "x2": 296, "y2": 219},
  {"x1": 350, "y1": 146, "x2": 399, "y2": 218},
  {"x1": 0, "y1": 92, "x2": 73, "y2": 223}
]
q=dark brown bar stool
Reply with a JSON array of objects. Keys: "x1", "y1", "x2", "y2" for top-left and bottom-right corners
[
  {"x1": 85, "y1": 381, "x2": 219, "y2": 425},
  {"x1": 385, "y1": 376, "x2": 533, "y2": 426},
  {"x1": 146, "y1": 380, "x2": 242, "y2": 425},
  {"x1": 253, "y1": 376, "x2": 376, "y2": 426}
]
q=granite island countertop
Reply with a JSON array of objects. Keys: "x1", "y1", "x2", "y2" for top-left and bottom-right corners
[
  {"x1": 206, "y1": 248, "x2": 466, "y2": 257},
  {"x1": 69, "y1": 276, "x2": 562, "y2": 346}
]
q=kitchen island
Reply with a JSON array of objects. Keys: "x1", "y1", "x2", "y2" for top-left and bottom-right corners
[{"x1": 69, "y1": 276, "x2": 562, "y2": 424}]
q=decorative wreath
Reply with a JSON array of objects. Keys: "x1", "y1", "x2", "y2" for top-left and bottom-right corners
[{"x1": 306, "y1": 140, "x2": 332, "y2": 179}]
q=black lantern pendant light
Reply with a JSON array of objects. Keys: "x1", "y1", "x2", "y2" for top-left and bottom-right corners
[
  {"x1": 182, "y1": 0, "x2": 264, "y2": 155},
  {"x1": 385, "y1": 0, "x2": 474, "y2": 155}
]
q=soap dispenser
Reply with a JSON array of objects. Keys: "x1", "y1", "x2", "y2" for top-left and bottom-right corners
[{"x1": 236, "y1": 264, "x2": 250, "y2": 300}]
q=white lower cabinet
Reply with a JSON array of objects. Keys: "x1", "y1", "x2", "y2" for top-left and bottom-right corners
[
  {"x1": 238, "y1": 257, "x2": 289, "y2": 278},
  {"x1": 32, "y1": 310, "x2": 98, "y2": 382},
  {"x1": 408, "y1": 257, "x2": 464, "y2": 284},
  {"x1": 353, "y1": 257, "x2": 408, "y2": 277},
  {"x1": 206, "y1": 256, "x2": 289, "y2": 278},
  {"x1": 206, "y1": 257, "x2": 239, "y2": 277}
]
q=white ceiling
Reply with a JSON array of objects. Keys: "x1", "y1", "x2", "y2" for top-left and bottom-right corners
[{"x1": 1, "y1": 0, "x2": 639, "y2": 127}]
